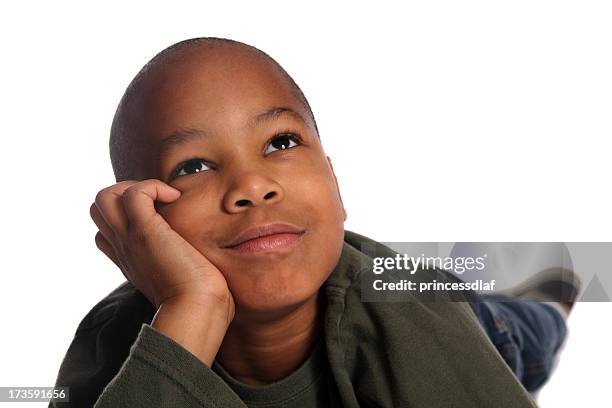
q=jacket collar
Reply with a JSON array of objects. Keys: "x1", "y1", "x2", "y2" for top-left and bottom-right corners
[{"x1": 320, "y1": 229, "x2": 537, "y2": 407}]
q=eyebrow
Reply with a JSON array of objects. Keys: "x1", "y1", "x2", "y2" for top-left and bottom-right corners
[
  {"x1": 249, "y1": 106, "x2": 309, "y2": 127},
  {"x1": 157, "y1": 106, "x2": 308, "y2": 158}
]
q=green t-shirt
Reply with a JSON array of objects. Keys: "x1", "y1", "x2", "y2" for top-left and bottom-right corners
[{"x1": 211, "y1": 337, "x2": 340, "y2": 407}]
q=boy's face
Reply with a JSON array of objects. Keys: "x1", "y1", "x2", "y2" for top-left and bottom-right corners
[{"x1": 130, "y1": 46, "x2": 347, "y2": 316}]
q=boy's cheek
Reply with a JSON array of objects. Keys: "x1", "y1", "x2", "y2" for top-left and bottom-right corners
[
  {"x1": 300, "y1": 174, "x2": 345, "y2": 218},
  {"x1": 155, "y1": 198, "x2": 220, "y2": 246}
]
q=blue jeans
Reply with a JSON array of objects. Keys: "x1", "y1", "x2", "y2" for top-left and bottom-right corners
[{"x1": 469, "y1": 295, "x2": 568, "y2": 392}]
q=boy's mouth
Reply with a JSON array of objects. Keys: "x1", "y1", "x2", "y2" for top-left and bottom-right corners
[
  {"x1": 221, "y1": 222, "x2": 306, "y2": 254},
  {"x1": 225, "y1": 232, "x2": 306, "y2": 254}
]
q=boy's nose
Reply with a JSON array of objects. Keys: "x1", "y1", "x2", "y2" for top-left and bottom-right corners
[{"x1": 222, "y1": 172, "x2": 284, "y2": 213}]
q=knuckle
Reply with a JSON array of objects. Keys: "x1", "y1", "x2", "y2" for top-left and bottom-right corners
[
  {"x1": 89, "y1": 202, "x2": 97, "y2": 218},
  {"x1": 122, "y1": 185, "x2": 141, "y2": 201},
  {"x1": 122, "y1": 185, "x2": 136, "y2": 196},
  {"x1": 95, "y1": 233, "x2": 112, "y2": 256},
  {"x1": 95, "y1": 186, "x2": 118, "y2": 206},
  {"x1": 94, "y1": 189, "x2": 107, "y2": 205},
  {"x1": 95, "y1": 229, "x2": 107, "y2": 240},
  {"x1": 94, "y1": 231, "x2": 103, "y2": 247},
  {"x1": 95, "y1": 231, "x2": 111, "y2": 250}
]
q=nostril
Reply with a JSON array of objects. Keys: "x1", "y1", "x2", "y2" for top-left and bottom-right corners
[
  {"x1": 236, "y1": 199, "x2": 250, "y2": 207},
  {"x1": 263, "y1": 191, "x2": 276, "y2": 200}
]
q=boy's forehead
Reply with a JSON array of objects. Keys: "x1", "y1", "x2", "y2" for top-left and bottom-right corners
[{"x1": 134, "y1": 46, "x2": 311, "y2": 143}]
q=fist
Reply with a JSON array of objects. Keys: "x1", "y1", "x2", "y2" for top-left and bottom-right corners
[{"x1": 89, "y1": 179, "x2": 235, "y2": 314}]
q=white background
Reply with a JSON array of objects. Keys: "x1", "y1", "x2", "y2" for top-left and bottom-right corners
[{"x1": 1, "y1": 1, "x2": 610, "y2": 406}]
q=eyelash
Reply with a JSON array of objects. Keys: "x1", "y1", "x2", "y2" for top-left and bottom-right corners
[
  {"x1": 263, "y1": 130, "x2": 303, "y2": 154},
  {"x1": 169, "y1": 131, "x2": 303, "y2": 180}
]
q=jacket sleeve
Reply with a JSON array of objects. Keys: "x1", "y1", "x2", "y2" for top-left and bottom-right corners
[
  {"x1": 49, "y1": 281, "x2": 247, "y2": 408},
  {"x1": 49, "y1": 322, "x2": 247, "y2": 408},
  {"x1": 91, "y1": 324, "x2": 247, "y2": 408}
]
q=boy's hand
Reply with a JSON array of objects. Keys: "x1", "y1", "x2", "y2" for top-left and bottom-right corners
[{"x1": 89, "y1": 179, "x2": 234, "y2": 314}]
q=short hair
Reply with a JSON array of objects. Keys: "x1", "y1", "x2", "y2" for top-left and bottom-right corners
[{"x1": 109, "y1": 37, "x2": 320, "y2": 182}]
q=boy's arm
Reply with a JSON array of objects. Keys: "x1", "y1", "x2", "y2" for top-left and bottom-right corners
[
  {"x1": 91, "y1": 326, "x2": 245, "y2": 408},
  {"x1": 92, "y1": 296, "x2": 244, "y2": 408},
  {"x1": 48, "y1": 288, "x2": 245, "y2": 408}
]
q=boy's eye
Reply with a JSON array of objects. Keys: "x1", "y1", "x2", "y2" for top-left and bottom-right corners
[
  {"x1": 172, "y1": 159, "x2": 212, "y2": 179},
  {"x1": 264, "y1": 133, "x2": 300, "y2": 155},
  {"x1": 169, "y1": 133, "x2": 301, "y2": 180}
]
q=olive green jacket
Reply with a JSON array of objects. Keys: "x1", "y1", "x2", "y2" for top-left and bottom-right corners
[{"x1": 50, "y1": 230, "x2": 536, "y2": 407}]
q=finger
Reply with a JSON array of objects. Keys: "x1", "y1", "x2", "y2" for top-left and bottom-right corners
[
  {"x1": 122, "y1": 179, "x2": 181, "y2": 231},
  {"x1": 95, "y1": 231, "x2": 129, "y2": 281},
  {"x1": 90, "y1": 202, "x2": 117, "y2": 243},
  {"x1": 94, "y1": 180, "x2": 139, "y2": 237},
  {"x1": 94, "y1": 230, "x2": 121, "y2": 267}
]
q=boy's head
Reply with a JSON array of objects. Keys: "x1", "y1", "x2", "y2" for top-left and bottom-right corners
[{"x1": 109, "y1": 37, "x2": 347, "y2": 318}]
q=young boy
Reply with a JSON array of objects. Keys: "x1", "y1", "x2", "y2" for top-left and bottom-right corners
[{"x1": 50, "y1": 37, "x2": 569, "y2": 407}]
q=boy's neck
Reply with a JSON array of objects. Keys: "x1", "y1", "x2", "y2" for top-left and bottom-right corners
[{"x1": 215, "y1": 290, "x2": 326, "y2": 385}]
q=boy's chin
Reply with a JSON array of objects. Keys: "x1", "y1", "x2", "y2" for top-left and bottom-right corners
[{"x1": 231, "y1": 286, "x2": 322, "y2": 321}]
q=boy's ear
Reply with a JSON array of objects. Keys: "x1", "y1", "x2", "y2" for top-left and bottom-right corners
[{"x1": 326, "y1": 156, "x2": 347, "y2": 222}]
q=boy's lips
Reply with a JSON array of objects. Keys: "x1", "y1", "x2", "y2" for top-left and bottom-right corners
[
  {"x1": 221, "y1": 222, "x2": 306, "y2": 251},
  {"x1": 224, "y1": 231, "x2": 306, "y2": 254}
]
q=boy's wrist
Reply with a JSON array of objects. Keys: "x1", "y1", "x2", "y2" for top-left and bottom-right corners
[{"x1": 151, "y1": 295, "x2": 233, "y2": 367}]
